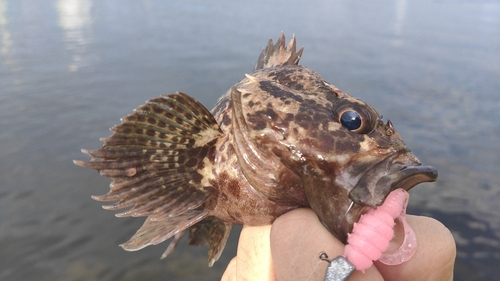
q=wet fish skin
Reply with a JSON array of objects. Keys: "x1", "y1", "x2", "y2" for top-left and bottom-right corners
[{"x1": 74, "y1": 33, "x2": 437, "y2": 266}]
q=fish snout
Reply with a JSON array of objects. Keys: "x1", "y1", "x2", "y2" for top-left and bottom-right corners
[{"x1": 348, "y1": 150, "x2": 438, "y2": 207}]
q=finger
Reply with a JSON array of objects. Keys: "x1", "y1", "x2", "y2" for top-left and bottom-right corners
[
  {"x1": 270, "y1": 208, "x2": 383, "y2": 281},
  {"x1": 375, "y1": 215, "x2": 456, "y2": 281},
  {"x1": 231, "y1": 225, "x2": 277, "y2": 281},
  {"x1": 221, "y1": 257, "x2": 237, "y2": 281}
]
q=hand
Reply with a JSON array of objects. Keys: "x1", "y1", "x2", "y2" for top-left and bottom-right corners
[{"x1": 221, "y1": 208, "x2": 455, "y2": 281}]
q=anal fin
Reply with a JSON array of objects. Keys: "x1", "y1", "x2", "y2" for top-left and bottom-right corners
[{"x1": 185, "y1": 217, "x2": 233, "y2": 267}]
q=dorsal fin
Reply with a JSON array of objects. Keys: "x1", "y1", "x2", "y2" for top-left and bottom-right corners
[
  {"x1": 254, "y1": 32, "x2": 304, "y2": 71},
  {"x1": 74, "y1": 92, "x2": 222, "y2": 259}
]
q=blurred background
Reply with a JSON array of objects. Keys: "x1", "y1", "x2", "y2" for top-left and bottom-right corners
[{"x1": 1, "y1": 0, "x2": 499, "y2": 280}]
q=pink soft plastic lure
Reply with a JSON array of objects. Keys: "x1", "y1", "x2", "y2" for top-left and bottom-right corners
[{"x1": 343, "y1": 188, "x2": 417, "y2": 272}]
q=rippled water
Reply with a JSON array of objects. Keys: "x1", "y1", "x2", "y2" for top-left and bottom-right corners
[{"x1": 1, "y1": 0, "x2": 499, "y2": 280}]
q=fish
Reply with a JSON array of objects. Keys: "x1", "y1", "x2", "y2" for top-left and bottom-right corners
[{"x1": 74, "y1": 33, "x2": 438, "y2": 266}]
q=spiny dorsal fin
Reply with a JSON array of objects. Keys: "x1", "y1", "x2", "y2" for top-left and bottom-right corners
[
  {"x1": 254, "y1": 32, "x2": 304, "y2": 71},
  {"x1": 74, "y1": 92, "x2": 222, "y2": 256}
]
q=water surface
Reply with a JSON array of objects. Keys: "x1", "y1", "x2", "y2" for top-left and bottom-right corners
[{"x1": 1, "y1": 0, "x2": 499, "y2": 280}]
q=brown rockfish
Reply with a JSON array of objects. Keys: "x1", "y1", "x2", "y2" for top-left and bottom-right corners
[{"x1": 74, "y1": 33, "x2": 437, "y2": 266}]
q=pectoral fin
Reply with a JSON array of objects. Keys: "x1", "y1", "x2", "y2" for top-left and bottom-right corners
[{"x1": 74, "y1": 92, "x2": 222, "y2": 259}]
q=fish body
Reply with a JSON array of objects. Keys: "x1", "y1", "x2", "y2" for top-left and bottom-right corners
[{"x1": 75, "y1": 33, "x2": 437, "y2": 266}]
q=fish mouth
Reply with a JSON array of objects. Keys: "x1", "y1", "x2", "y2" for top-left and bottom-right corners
[{"x1": 348, "y1": 152, "x2": 438, "y2": 207}]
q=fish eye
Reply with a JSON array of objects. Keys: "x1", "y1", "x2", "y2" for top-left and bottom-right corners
[
  {"x1": 340, "y1": 111, "x2": 361, "y2": 131},
  {"x1": 332, "y1": 99, "x2": 379, "y2": 134}
]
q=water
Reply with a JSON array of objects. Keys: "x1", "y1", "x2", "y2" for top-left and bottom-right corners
[{"x1": 1, "y1": 0, "x2": 499, "y2": 280}]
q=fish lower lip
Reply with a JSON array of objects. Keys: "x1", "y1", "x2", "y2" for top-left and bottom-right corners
[{"x1": 349, "y1": 157, "x2": 438, "y2": 207}]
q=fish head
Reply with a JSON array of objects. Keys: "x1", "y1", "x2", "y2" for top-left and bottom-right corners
[{"x1": 233, "y1": 65, "x2": 437, "y2": 242}]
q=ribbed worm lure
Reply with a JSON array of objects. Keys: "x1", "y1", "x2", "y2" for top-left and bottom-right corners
[
  {"x1": 321, "y1": 188, "x2": 417, "y2": 280},
  {"x1": 344, "y1": 188, "x2": 416, "y2": 271}
]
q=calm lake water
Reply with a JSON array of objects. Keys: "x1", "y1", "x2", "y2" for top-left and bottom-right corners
[{"x1": 1, "y1": 0, "x2": 499, "y2": 280}]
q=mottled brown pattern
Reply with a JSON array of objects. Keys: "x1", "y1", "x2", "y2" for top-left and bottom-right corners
[{"x1": 75, "y1": 33, "x2": 437, "y2": 267}]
